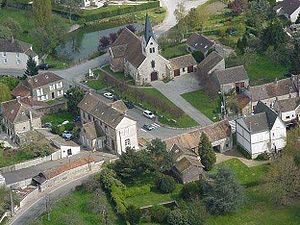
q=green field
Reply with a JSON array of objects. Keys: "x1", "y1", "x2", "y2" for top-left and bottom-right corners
[
  {"x1": 161, "y1": 43, "x2": 188, "y2": 59},
  {"x1": 181, "y1": 90, "x2": 220, "y2": 121},
  {"x1": 41, "y1": 111, "x2": 74, "y2": 126}
]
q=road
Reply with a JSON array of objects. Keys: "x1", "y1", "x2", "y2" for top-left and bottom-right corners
[
  {"x1": 154, "y1": 0, "x2": 209, "y2": 37},
  {"x1": 9, "y1": 173, "x2": 95, "y2": 225}
]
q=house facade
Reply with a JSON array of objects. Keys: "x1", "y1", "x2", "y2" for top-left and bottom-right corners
[
  {"x1": 273, "y1": 97, "x2": 300, "y2": 125},
  {"x1": 78, "y1": 92, "x2": 139, "y2": 155},
  {"x1": 1, "y1": 97, "x2": 42, "y2": 143},
  {"x1": 236, "y1": 101, "x2": 287, "y2": 158},
  {"x1": 169, "y1": 54, "x2": 197, "y2": 77},
  {"x1": 274, "y1": 0, "x2": 300, "y2": 23},
  {"x1": 0, "y1": 38, "x2": 38, "y2": 70},
  {"x1": 12, "y1": 72, "x2": 66, "y2": 102},
  {"x1": 186, "y1": 33, "x2": 215, "y2": 57}
]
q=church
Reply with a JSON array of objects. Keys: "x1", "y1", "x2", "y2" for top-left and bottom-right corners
[{"x1": 109, "y1": 15, "x2": 197, "y2": 86}]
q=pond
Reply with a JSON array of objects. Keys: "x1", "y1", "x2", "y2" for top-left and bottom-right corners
[{"x1": 55, "y1": 23, "x2": 143, "y2": 63}]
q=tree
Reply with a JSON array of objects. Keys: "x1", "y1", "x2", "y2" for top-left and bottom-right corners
[
  {"x1": 167, "y1": 209, "x2": 189, "y2": 225},
  {"x1": 125, "y1": 205, "x2": 141, "y2": 225},
  {"x1": 265, "y1": 155, "x2": 300, "y2": 205},
  {"x1": 65, "y1": 87, "x2": 85, "y2": 115},
  {"x1": 32, "y1": 0, "x2": 52, "y2": 27},
  {"x1": 0, "y1": 25, "x2": 12, "y2": 39},
  {"x1": 183, "y1": 201, "x2": 208, "y2": 225},
  {"x1": 181, "y1": 181, "x2": 204, "y2": 200},
  {"x1": 261, "y1": 20, "x2": 287, "y2": 49},
  {"x1": 174, "y1": 1, "x2": 186, "y2": 23},
  {"x1": 150, "y1": 205, "x2": 170, "y2": 224},
  {"x1": 205, "y1": 167, "x2": 244, "y2": 215},
  {"x1": 2, "y1": 17, "x2": 22, "y2": 37},
  {"x1": 61, "y1": 0, "x2": 81, "y2": 22},
  {"x1": 198, "y1": 133, "x2": 216, "y2": 171},
  {"x1": 99, "y1": 36, "x2": 110, "y2": 50},
  {"x1": 24, "y1": 56, "x2": 38, "y2": 77},
  {"x1": 290, "y1": 40, "x2": 300, "y2": 74},
  {"x1": 0, "y1": 83, "x2": 11, "y2": 103},
  {"x1": 156, "y1": 175, "x2": 176, "y2": 194}
]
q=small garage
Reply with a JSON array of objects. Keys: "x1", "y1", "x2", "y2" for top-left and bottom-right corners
[{"x1": 169, "y1": 54, "x2": 197, "y2": 78}]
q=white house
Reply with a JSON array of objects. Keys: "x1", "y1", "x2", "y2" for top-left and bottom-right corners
[
  {"x1": 236, "y1": 101, "x2": 287, "y2": 159},
  {"x1": 273, "y1": 97, "x2": 300, "y2": 125},
  {"x1": 78, "y1": 92, "x2": 139, "y2": 155},
  {"x1": 274, "y1": 0, "x2": 300, "y2": 23},
  {"x1": 0, "y1": 174, "x2": 6, "y2": 187},
  {"x1": 82, "y1": 0, "x2": 104, "y2": 7},
  {"x1": 0, "y1": 38, "x2": 39, "y2": 70}
]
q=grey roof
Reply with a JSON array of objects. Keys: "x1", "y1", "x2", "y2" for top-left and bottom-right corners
[
  {"x1": 144, "y1": 14, "x2": 155, "y2": 44},
  {"x1": 239, "y1": 112, "x2": 270, "y2": 134},
  {"x1": 250, "y1": 78, "x2": 298, "y2": 102},
  {"x1": 0, "y1": 38, "x2": 32, "y2": 53},
  {"x1": 213, "y1": 65, "x2": 248, "y2": 85},
  {"x1": 274, "y1": 0, "x2": 300, "y2": 16},
  {"x1": 186, "y1": 33, "x2": 214, "y2": 54},
  {"x1": 274, "y1": 97, "x2": 300, "y2": 113},
  {"x1": 198, "y1": 51, "x2": 224, "y2": 75},
  {"x1": 254, "y1": 101, "x2": 279, "y2": 129},
  {"x1": 169, "y1": 54, "x2": 197, "y2": 70}
]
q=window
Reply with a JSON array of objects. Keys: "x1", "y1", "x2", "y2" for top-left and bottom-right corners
[
  {"x1": 125, "y1": 138, "x2": 131, "y2": 147},
  {"x1": 182, "y1": 67, "x2": 186, "y2": 72},
  {"x1": 49, "y1": 84, "x2": 55, "y2": 91},
  {"x1": 286, "y1": 116, "x2": 290, "y2": 119},
  {"x1": 16, "y1": 59, "x2": 21, "y2": 65},
  {"x1": 151, "y1": 60, "x2": 155, "y2": 68},
  {"x1": 2, "y1": 52, "x2": 6, "y2": 57},
  {"x1": 56, "y1": 82, "x2": 63, "y2": 89},
  {"x1": 3, "y1": 58, "x2": 7, "y2": 64},
  {"x1": 152, "y1": 47, "x2": 155, "y2": 53},
  {"x1": 57, "y1": 90, "x2": 63, "y2": 96},
  {"x1": 150, "y1": 48, "x2": 153, "y2": 53},
  {"x1": 16, "y1": 53, "x2": 20, "y2": 58}
]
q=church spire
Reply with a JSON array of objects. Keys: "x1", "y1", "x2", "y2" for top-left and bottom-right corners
[{"x1": 144, "y1": 14, "x2": 155, "y2": 44}]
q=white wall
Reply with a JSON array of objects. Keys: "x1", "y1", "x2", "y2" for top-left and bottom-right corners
[
  {"x1": 291, "y1": 7, "x2": 300, "y2": 23},
  {"x1": 270, "y1": 118, "x2": 287, "y2": 151},
  {"x1": 60, "y1": 145, "x2": 81, "y2": 158},
  {"x1": 0, "y1": 52, "x2": 38, "y2": 70}
]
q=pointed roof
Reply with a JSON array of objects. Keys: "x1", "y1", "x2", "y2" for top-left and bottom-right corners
[{"x1": 144, "y1": 14, "x2": 155, "y2": 44}]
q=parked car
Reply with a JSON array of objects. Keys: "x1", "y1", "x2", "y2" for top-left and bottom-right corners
[
  {"x1": 142, "y1": 124, "x2": 155, "y2": 131},
  {"x1": 103, "y1": 92, "x2": 114, "y2": 99},
  {"x1": 124, "y1": 100, "x2": 134, "y2": 109},
  {"x1": 42, "y1": 122, "x2": 52, "y2": 128},
  {"x1": 143, "y1": 110, "x2": 155, "y2": 119},
  {"x1": 74, "y1": 116, "x2": 81, "y2": 123},
  {"x1": 62, "y1": 120, "x2": 69, "y2": 125},
  {"x1": 62, "y1": 131, "x2": 72, "y2": 140}
]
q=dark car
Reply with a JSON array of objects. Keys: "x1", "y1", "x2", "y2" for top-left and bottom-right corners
[
  {"x1": 142, "y1": 124, "x2": 155, "y2": 131},
  {"x1": 37, "y1": 63, "x2": 50, "y2": 70},
  {"x1": 73, "y1": 116, "x2": 81, "y2": 123},
  {"x1": 113, "y1": 95, "x2": 120, "y2": 101},
  {"x1": 124, "y1": 100, "x2": 134, "y2": 109}
]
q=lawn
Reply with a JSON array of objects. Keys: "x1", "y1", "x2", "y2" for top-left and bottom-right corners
[
  {"x1": 85, "y1": 70, "x2": 107, "y2": 90},
  {"x1": 41, "y1": 111, "x2": 74, "y2": 126},
  {"x1": 161, "y1": 43, "x2": 188, "y2": 59},
  {"x1": 0, "y1": 76, "x2": 19, "y2": 90},
  {"x1": 32, "y1": 190, "x2": 124, "y2": 225},
  {"x1": 0, "y1": 147, "x2": 34, "y2": 168},
  {"x1": 245, "y1": 54, "x2": 288, "y2": 86},
  {"x1": 207, "y1": 159, "x2": 300, "y2": 225},
  {"x1": 181, "y1": 90, "x2": 220, "y2": 121},
  {"x1": 102, "y1": 65, "x2": 133, "y2": 82}
]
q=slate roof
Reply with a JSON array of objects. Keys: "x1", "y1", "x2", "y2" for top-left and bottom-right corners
[
  {"x1": 174, "y1": 156, "x2": 203, "y2": 173},
  {"x1": 250, "y1": 78, "x2": 298, "y2": 102},
  {"x1": 78, "y1": 92, "x2": 131, "y2": 128},
  {"x1": 254, "y1": 101, "x2": 279, "y2": 129},
  {"x1": 274, "y1": 97, "x2": 300, "y2": 112},
  {"x1": 1, "y1": 98, "x2": 41, "y2": 123},
  {"x1": 198, "y1": 51, "x2": 224, "y2": 75},
  {"x1": 186, "y1": 33, "x2": 214, "y2": 54},
  {"x1": 274, "y1": 0, "x2": 300, "y2": 16},
  {"x1": 213, "y1": 65, "x2": 248, "y2": 85},
  {"x1": 144, "y1": 14, "x2": 155, "y2": 44},
  {"x1": 164, "y1": 120, "x2": 231, "y2": 150},
  {"x1": 111, "y1": 28, "x2": 146, "y2": 68},
  {"x1": 23, "y1": 72, "x2": 63, "y2": 89},
  {"x1": 169, "y1": 54, "x2": 197, "y2": 70}
]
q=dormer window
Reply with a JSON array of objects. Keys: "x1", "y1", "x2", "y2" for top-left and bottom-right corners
[{"x1": 150, "y1": 42, "x2": 153, "y2": 45}]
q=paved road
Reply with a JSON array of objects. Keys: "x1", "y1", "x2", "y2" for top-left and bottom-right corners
[
  {"x1": 10, "y1": 173, "x2": 95, "y2": 225},
  {"x1": 151, "y1": 74, "x2": 212, "y2": 126},
  {"x1": 2, "y1": 151, "x2": 117, "y2": 185},
  {"x1": 154, "y1": 0, "x2": 209, "y2": 37}
]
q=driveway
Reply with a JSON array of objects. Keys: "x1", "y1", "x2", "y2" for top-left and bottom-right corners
[
  {"x1": 154, "y1": 0, "x2": 209, "y2": 37},
  {"x1": 151, "y1": 74, "x2": 212, "y2": 127}
]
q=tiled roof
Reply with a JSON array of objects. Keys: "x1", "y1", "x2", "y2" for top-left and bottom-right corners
[
  {"x1": 11, "y1": 82, "x2": 31, "y2": 97},
  {"x1": 274, "y1": 0, "x2": 300, "y2": 16},
  {"x1": 250, "y1": 78, "x2": 298, "y2": 102},
  {"x1": 213, "y1": 65, "x2": 248, "y2": 85},
  {"x1": 111, "y1": 28, "x2": 146, "y2": 68},
  {"x1": 198, "y1": 51, "x2": 224, "y2": 75},
  {"x1": 169, "y1": 54, "x2": 197, "y2": 70},
  {"x1": 164, "y1": 120, "x2": 231, "y2": 150},
  {"x1": 24, "y1": 72, "x2": 63, "y2": 89},
  {"x1": 0, "y1": 38, "x2": 32, "y2": 53},
  {"x1": 175, "y1": 156, "x2": 203, "y2": 173},
  {"x1": 274, "y1": 97, "x2": 300, "y2": 112},
  {"x1": 110, "y1": 100, "x2": 127, "y2": 114},
  {"x1": 186, "y1": 33, "x2": 214, "y2": 54}
]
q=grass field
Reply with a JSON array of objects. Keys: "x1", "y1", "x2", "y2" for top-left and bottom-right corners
[
  {"x1": 161, "y1": 43, "x2": 188, "y2": 59},
  {"x1": 181, "y1": 90, "x2": 220, "y2": 121},
  {"x1": 41, "y1": 111, "x2": 74, "y2": 126}
]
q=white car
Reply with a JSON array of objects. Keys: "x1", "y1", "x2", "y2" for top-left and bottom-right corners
[
  {"x1": 103, "y1": 92, "x2": 114, "y2": 99},
  {"x1": 143, "y1": 110, "x2": 155, "y2": 119}
]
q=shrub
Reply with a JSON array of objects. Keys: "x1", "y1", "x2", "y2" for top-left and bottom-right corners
[
  {"x1": 181, "y1": 181, "x2": 203, "y2": 200},
  {"x1": 156, "y1": 175, "x2": 176, "y2": 194},
  {"x1": 150, "y1": 205, "x2": 170, "y2": 223},
  {"x1": 256, "y1": 152, "x2": 269, "y2": 161},
  {"x1": 125, "y1": 205, "x2": 141, "y2": 225},
  {"x1": 167, "y1": 209, "x2": 189, "y2": 225}
]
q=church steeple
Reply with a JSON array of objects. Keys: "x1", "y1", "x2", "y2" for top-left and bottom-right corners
[{"x1": 144, "y1": 14, "x2": 155, "y2": 44}]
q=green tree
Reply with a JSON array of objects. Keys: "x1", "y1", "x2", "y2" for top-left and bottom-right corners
[
  {"x1": 291, "y1": 40, "x2": 300, "y2": 74},
  {"x1": 183, "y1": 201, "x2": 208, "y2": 225},
  {"x1": 150, "y1": 205, "x2": 170, "y2": 224},
  {"x1": 198, "y1": 133, "x2": 216, "y2": 171},
  {"x1": 125, "y1": 205, "x2": 141, "y2": 225},
  {"x1": 261, "y1": 20, "x2": 287, "y2": 49},
  {"x1": 156, "y1": 175, "x2": 176, "y2": 194},
  {"x1": 0, "y1": 83, "x2": 11, "y2": 103},
  {"x1": 32, "y1": 0, "x2": 52, "y2": 27},
  {"x1": 167, "y1": 209, "x2": 189, "y2": 225},
  {"x1": 2, "y1": 17, "x2": 22, "y2": 37},
  {"x1": 24, "y1": 56, "x2": 38, "y2": 77},
  {"x1": 174, "y1": 1, "x2": 186, "y2": 23},
  {"x1": 65, "y1": 87, "x2": 85, "y2": 115},
  {"x1": 205, "y1": 167, "x2": 244, "y2": 215},
  {"x1": 0, "y1": 25, "x2": 12, "y2": 39}
]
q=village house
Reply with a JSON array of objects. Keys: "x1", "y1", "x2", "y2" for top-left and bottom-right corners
[
  {"x1": 109, "y1": 15, "x2": 197, "y2": 85},
  {"x1": 164, "y1": 120, "x2": 233, "y2": 153},
  {"x1": 82, "y1": 0, "x2": 103, "y2": 7},
  {"x1": 0, "y1": 38, "x2": 39, "y2": 70},
  {"x1": 1, "y1": 97, "x2": 42, "y2": 143},
  {"x1": 273, "y1": 97, "x2": 300, "y2": 125},
  {"x1": 169, "y1": 144, "x2": 203, "y2": 184},
  {"x1": 197, "y1": 51, "x2": 225, "y2": 77},
  {"x1": 78, "y1": 92, "x2": 139, "y2": 155},
  {"x1": 186, "y1": 33, "x2": 215, "y2": 57},
  {"x1": 12, "y1": 72, "x2": 66, "y2": 102},
  {"x1": 236, "y1": 101, "x2": 287, "y2": 159},
  {"x1": 212, "y1": 65, "x2": 249, "y2": 94},
  {"x1": 274, "y1": 0, "x2": 300, "y2": 23},
  {"x1": 249, "y1": 77, "x2": 299, "y2": 111}
]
